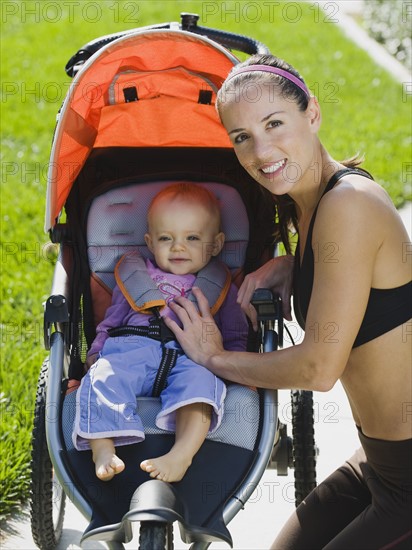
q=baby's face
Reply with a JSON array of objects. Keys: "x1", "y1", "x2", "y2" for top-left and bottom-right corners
[{"x1": 144, "y1": 198, "x2": 224, "y2": 275}]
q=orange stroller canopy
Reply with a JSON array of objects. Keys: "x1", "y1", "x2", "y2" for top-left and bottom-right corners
[{"x1": 45, "y1": 30, "x2": 238, "y2": 231}]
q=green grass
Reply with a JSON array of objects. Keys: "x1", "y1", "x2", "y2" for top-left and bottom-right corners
[{"x1": 1, "y1": 0, "x2": 411, "y2": 518}]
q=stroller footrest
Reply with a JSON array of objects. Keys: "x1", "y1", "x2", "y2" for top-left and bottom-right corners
[
  {"x1": 82, "y1": 479, "x2": 233, "y2": 546},
  {"x1": 125, "y1": 479, "x2": 186, "y2": 524},
  {"x1": 81, "y1": 520, "x2": 132, "y2": 544}
]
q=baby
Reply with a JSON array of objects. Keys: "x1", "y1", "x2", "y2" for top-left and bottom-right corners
[{"x1": 73, "y1": 182, "x2": 248, "y2": 482}]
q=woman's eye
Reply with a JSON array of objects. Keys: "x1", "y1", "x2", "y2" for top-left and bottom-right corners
[
  {"x1": 268, "y1": 120, "x2": 282, "y2": 128},
  {"x1": 234, "y1": 133, "x2": 249, "y2": 145}
]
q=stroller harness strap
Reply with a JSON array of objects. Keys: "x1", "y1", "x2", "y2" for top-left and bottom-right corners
[
  {"x1": 112, "y1": 250, "x2": 232, "y2": 396},
  {"x1": 107, "y1": 322, "x2": 175, "y2": 343},
  {"x1": 107, "y1": 311, "x2": 179, "y2": 398},
  {"x1": 114, "y1": 250, "x2": 232, "y2": 316},
  {"x1": 152, "y1": 347, "x2": 179, "y2": 398}
]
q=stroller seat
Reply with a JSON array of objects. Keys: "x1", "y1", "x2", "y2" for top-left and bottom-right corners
[
  {"x1": 57, "y1": 179, "x2": 277, "y2": 546},
  {"x1": 62, "y1": 385, "x2": 261, "y2": 544}
]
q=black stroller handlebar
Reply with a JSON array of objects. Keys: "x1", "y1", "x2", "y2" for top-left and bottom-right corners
[
  {"x1": 252, "y1": 288, "x2": 284, "y2": 348},
  {"x1": 65, "y1": 12, "x2": 270, "y2": 77}
]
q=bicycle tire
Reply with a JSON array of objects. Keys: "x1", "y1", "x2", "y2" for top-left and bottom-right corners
[
  {"x1": 139, "y1": 521, "x2": 174, "y2": 550},
  {"x1": 291, "y1": 389, "x2": 317, "y2": 506},
  {"x1": 30, "y1": 359, "x2": 66, "y2": 549}
]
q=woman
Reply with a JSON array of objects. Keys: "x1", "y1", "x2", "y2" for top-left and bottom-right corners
[{"x1": 164, "y1": 55, "x2": 412, "y2": 548}]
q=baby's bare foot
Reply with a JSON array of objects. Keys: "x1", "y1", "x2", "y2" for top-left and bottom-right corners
[
  {"x1": 90, "y1": 439, "x2": 125, "y2": 481},
  {"x1": 95, "y1": 453, "x2": 125, "y2": 481},
  {"x1": 140, "y1": 453, "x2": 191, "y2": 483}
]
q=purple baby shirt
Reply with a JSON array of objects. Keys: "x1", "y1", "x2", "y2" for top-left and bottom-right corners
[{"x1": 88, "y1": 259, "x2": 248, "y2": 357}]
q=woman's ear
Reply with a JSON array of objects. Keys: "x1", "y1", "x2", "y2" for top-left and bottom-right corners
[
  {"x1": 212, "y1": 232, "x2": 225, "y2": 256},
  {"x1": 306, "y1": 96, "x2": 322, "y2": 132}
]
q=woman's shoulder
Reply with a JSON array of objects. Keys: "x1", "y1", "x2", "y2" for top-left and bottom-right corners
[
  {"x1": 320, "y1": 171, "x2": 394, "y2": 219},
  {"x1": 315, "y1": 172, "x2": 397, "y2": 247}
]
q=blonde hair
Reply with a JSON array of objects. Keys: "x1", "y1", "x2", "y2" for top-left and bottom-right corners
[{"x1": 148, "y1": 182, "x2": 222, "y2": 229}]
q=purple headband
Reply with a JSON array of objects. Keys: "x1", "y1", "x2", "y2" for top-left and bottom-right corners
[{"x1": 226, "y1": 64, "x2": 310, "y2": 97}]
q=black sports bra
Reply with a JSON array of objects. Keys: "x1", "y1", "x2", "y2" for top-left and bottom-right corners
[{"x1": 293, "y1": 168, "x2": 412, "y2": 348}]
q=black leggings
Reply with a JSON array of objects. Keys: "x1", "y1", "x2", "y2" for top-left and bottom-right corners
[{"x1": 273, "y1": 429, "x2": 412, "y2": 549}]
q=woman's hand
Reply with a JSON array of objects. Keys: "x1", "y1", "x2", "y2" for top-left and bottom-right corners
[
  {"x1": 238, "y1": 255, "x2": 295, "y2": 330},
  {"x1": 164, "y1": 287, "x2": 225, "y2": 367}
]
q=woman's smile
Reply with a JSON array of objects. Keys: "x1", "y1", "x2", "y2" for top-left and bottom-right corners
[{"x1": 260, "y1": 158, "x2": 287, "y2": 178}]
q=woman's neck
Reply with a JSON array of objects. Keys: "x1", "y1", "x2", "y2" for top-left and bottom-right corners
[{"x1": 290, "y1": 144, "x2": 341, "y2": 219}]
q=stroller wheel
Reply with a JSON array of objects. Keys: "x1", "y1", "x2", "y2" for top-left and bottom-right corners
[
  {"x1": 30, "y1": 359, "x2": 66, "y2": 549},
  {"x1": 291, "y1": 389, "x2": 317, "y2": 506},
  {"x1": 139, "y1": 521, "x2": 174, "y2": 550}
]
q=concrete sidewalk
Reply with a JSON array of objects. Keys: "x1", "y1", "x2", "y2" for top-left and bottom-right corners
[{"x1": 317, "y1": 1, "x2": 410, "y2": 82}]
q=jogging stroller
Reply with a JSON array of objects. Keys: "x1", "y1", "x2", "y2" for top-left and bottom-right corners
[{"x1": 30, "y1": 13, "x2": 317, "y2": 549}]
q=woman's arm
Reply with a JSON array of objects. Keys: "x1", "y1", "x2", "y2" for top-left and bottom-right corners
[
  {"x1": 167, "y1": 290, "x2": 327, "y2": 390},
  {"x1": 166, "y1": 184, "x2": 382, "y2": 392}
]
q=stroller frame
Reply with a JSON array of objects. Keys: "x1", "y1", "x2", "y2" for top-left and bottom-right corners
[
  {"x1": 31, "y1": 14, "x2": 317, "y2": 550},
  {"x1": 45, "y1": 313, "x2": 279, "y2": 549}
]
